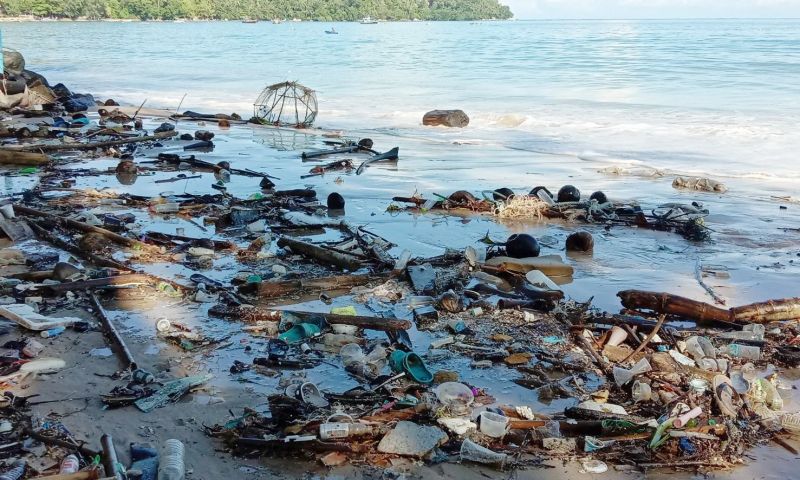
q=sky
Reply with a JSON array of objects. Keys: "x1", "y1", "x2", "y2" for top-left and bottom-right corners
[{"x1": 504, "y1": 0, "x2": 800, "y2": 19}]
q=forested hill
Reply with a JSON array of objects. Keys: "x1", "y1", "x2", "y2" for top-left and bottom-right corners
[{"x1": 0, "y1": 0, "x2": 514, "y2": 21}]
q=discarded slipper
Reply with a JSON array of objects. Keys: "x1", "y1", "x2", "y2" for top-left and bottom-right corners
[{"x1": 713, "y1": 374, "x2": 742, "y2": 418}]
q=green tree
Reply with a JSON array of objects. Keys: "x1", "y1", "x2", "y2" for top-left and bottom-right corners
[{"x1": 0, "y1": 0, "x2": 514, "y2": 21}]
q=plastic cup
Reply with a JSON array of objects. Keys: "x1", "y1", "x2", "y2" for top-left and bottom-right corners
[
  {"x1": 460, "y1": 439, "x2": 507, "y2": 468},
  {"x1": 479, "y1": 411, "x2": 509, "y2": 438},
  {"x1": 340, "y1": 343, "x2": 365, "y2": 367},
  {"x1": 607, "y1": 326, "x2": 628, "y2": 347},
  {"x1": 0, "y1": 204, "x2": 15, "y2": 219}
]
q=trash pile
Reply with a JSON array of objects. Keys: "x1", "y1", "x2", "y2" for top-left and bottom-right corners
[
  {"x1": 0, "y1": 49, "x2": 798, "y2": 479},
  {"x1": 390, "y1": 185, "x2": 711, "y2": 241}
]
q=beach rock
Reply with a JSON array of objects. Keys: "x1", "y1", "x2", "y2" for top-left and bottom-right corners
[
  {"x1": 155, "y1": 123, "x2": 176, "y2": 134},
  {"x1": 672, "y1": 176, "x2": 728, "y2": 193},
  {"x1": 377, "y1": 421, "x2": 448, "y2": 457},
  {"x1": 180, "y1": 133, "x2": 194, "y2": 141},
  {"x1": 104, "y1": 99, "x2": 119, "y2": 106},
  {"x1": 3, "y1": 49, "x2": 25, "y2": 75},
  {"x1": 194, "y1": 130, "x2": 215, "y2": 141},
  {"x1": 64, "y1": 94, "x2": 96, "y2": 113},
  {"x1": 651, "y1": 351, "x2": 679, "y2": 373},
  {"x1": 566, "y1": 231, "x2": 594, "y2": 253},
  {"x1": 423, "y1": 109, "x2": 470, "y2": 128},
  {"x1": 52, "y1": 83, "x2": 72, "y2": 99}
]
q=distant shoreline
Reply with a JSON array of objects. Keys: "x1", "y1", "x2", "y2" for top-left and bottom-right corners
[{"x1": 0, "y1": 16, "x2": 511, "y2": 23}]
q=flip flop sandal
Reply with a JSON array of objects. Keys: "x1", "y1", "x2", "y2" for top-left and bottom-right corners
[
  {"x1": 299, "y1": 382, "x2": 329, "y2": 408},
  {"x1": 714, "y1": 374, "x2": 742, "y2": 418}
]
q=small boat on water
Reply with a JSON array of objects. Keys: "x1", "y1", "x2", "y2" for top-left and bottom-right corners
[
  {"x1": 272, "y1": 19, "x2": 283, "y2": 24},
  {"x1": 242, "y1": 18, "x2": 258, "y2": 24},
  {"x1": 325, "y1": 27, "x2": 338, "y2": 34},
  {"x1": 360, "y1": 17, "x2": 378, "y2": 24}
]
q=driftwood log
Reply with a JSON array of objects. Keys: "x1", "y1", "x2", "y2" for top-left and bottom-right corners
[
  {"x1": 422, "y1": 109, "x2": 469, "y2": 128},
  {"x1": 618, "y1": 290, "x2": 800, "y2": 324},
  {"x1": 15, "y1": 204, "x2": 151, "y2": 251},
  {"x1": 89, "y1": 292, "x2": 137, "y2": 371},
  {"x1": 0, "y1": 149, "x2": 50, "y2": 165},
  {"x1": 209, "y1": 305, "x2": 411, "y2": 332},
  {"x1": 248, "y1": 273, "x2": 390, "y2": 298},
  {"x1": 9, "y1": 130, "x2": 177, "y2": 152},
  {"x1": 277, "y1": 236, "x2": 363, "y2": 270}
]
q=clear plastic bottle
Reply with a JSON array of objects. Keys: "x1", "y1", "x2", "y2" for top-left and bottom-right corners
[
  {"x1": 153, "y1": 203, "x2": 180, "y2": 214},
  {"x1": 726, "y1": 344, "x2": 761, "y2": 361},
  {"x1": 0, "y1": 460, "x2": 26, "y2": 480},
  {"x1": 158, "y1": 439, "x2": 185, "y2": 480}
]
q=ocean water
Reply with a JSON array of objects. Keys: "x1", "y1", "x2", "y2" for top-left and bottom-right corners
[{"x1": 2, "y1": 19, "x2": 800, "y2": 310}]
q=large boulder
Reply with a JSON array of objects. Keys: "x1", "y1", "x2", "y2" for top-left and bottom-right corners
[
  {"x1": 423, "y1": 109, "x2": 470, "y2": 128},
  {"x1": 3, "y1": 49, "x2": 25, "y2": 75},
  {"x1": 377, "y1": 421, "x2": 448, "y2": 457},
  {"x1": 63, "y1": 93, "x2": 96, "y2": 113}
]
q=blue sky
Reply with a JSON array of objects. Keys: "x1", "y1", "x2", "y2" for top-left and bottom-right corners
[{"x1": 504, "y1": 0, "x2": 800, "y2": 19}]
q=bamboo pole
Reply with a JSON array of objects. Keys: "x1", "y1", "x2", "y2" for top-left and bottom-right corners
[{"x1": 8, "y1": 130, "x2": 177, "y2": 152}]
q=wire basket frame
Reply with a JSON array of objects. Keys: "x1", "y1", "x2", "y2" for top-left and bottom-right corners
[{"x1": 254, "y1": 81, "x2": 318, "y2": 127}]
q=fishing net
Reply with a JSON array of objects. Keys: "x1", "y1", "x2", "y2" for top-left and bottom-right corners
[
  {"x1": 253, "y1": 81, "x2": 318, "y2": 127},
  {"x1": 494, "y1": 195, "x2": 549, "y2": 220}
]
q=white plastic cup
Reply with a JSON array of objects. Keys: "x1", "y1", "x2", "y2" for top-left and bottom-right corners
[
  {"x1": 339, "y1": 343, "x2": 365, "y2": 367},
  {"x1": 479, "y1": 411, "x2": 509, "y2": 438},
  {"x1": 607, "y1": 326, "x2": 628, "y2": 347},
  {"x1": 460, "y1": 439, "x2": 508, "y2": 468},
  {"x1": 0, "y1": 204, "x2": 15, "y2": 219}
]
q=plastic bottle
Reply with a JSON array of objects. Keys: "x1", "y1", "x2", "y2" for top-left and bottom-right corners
[
  {"x1": 158, "y1": 439, "x2": 185, "y2": 480},
  {"x1": 153, "y1": 203, "x2": 180, "y2": 214},
  {"x1": 0, "y1": 459, "x2": 26, "y2": 480},
  {"x1": 319, "y1": 422, "x2": 375, "y2": 440},
  {"x1": 536, "y1": 189, "x2": 556, "y2": 206},
  {"x1": 726, "y1": 344, "x2": 761, "y2": 361},
  {"x1": 59, "y1": 454, "x2": 79, "y2": 474},
  {"x1": 40, "y1": 326, "x2": 66, "y2": 338}
]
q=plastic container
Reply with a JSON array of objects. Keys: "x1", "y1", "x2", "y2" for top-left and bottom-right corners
[
  {"x1": 158, "y1": 439, "x2": 185, "y2": 480},
  {"x1": 340, "y1": 343, "x2": 365, "y2": 367},
  {"x1": 59, "y1": 454, "x2": 79, "y2": 474},
  {"x1": 0, "y1": 460, "x2": 26, "y2": 480},
  {"x1": 460, "y1": 439, "x2": 507, "y2": 468},
  {"x1": 156, "y1": 318, "x2": 171, "y2": 333},
  {"x1": 726, "y1": 344, "x2": 761, "y2": 361},
  {"x1": 40, "y1": 326, "x2": 66, "y2": 338},
  {"x1": 479, "y1": 411, "x2": 509, "y2": 438},
  {"x1": 435, "y1": 382, "x2": 474, "y2": 415}
]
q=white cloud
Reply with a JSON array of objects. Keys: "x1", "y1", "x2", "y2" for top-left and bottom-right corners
[{"x1": 503, "y1": 0, "x2": 800, "y2": 18}]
